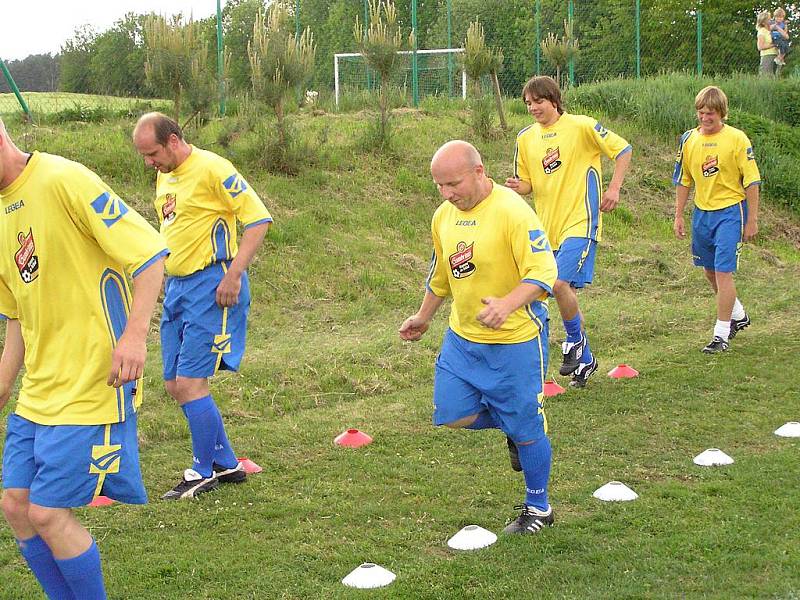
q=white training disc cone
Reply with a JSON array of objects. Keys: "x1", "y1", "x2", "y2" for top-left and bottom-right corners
[
  {"x1": 447, "y1": 525, "x2": 498, "y2": 551},
  {"x1": 774, "y1": 422, "x2": 800, "y2": 438},
  {"x1": 593, "y1": 481, "x2": 638, "y2": 502},
  {"x1": 693, "y1": 448, "x2": 734, "y2": 466},
  {"x1": 341, "y1": 563, "x2": 396, "y2": 589}
]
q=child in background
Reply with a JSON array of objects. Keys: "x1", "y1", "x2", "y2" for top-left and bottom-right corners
[{"x1": 771, "y1": 8, "x2": 791, "y2": 66}]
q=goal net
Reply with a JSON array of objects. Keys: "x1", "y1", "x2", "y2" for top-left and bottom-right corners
[{"x1": 334, "y1": 48, "x2": 466, "y2": 108}]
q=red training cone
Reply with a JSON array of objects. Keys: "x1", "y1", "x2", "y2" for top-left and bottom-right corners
[
  {"x1": 608, "y1": 364, "x2": 639, "y2": 378},
  {"x1": 237, "y1": 457, "x2": 263, "y2": 474},
  {"x1": 88, "y1": 496, "x2": 115, "y2": 508},
  {"x1": 334, "y1": 428, "x2": 373, "y2": 448},
  {"x1": 543, "y1": 380, "x2": 565, "y2": 397}
]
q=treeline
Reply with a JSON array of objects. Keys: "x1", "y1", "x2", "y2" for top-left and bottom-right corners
[
  {"x1": 0, "y1": 55, "x2": 60, "y2": 93},
  {"x1": 4, "y1": 0, "x2": 789, "y2": 97}
]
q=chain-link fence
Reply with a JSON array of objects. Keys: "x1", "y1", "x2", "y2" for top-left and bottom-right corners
[{"x1": 0, "y1": 1, "x2": 789, "y2": 119}]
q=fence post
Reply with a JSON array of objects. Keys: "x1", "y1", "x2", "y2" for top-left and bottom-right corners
[
  {"x1": 0, "y1": 58, "x2": 32, "y2": 120},
  {"x1": 216, "y1": 0, "x2": 226, "y2": 116},
  {"x1": 696, "y1": 9, "x2": 703, "y2": 76},
  {"x1": 535, "y1": 0, "x2": 541, "y2": 75},
  {"x1": 635, "y1": 0, "x2": 641, "y2": 78},
  {"x1": 411, "y1": 0, "x2": 419, "y2": 107},
  {"x1": 568, "y1": 0, "x2": 575, "y2": 86},
  {"x1": 447, "y1": 0, "x2": 453, "y2": 96},
  {"x1": 295, "y1": 0, "x2": 300, "y2": 39},
  {"x1": 364, "y1": 0, "x2": 372, "y2": 90}
]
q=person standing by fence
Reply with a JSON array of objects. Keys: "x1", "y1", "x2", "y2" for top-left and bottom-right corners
[{"x1": 757, "y1": 11, "x2": 778, "y2": 76}]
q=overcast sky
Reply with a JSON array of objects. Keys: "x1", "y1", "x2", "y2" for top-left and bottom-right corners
[{"x1": 1, "y1": 1, "x2": 218, "y2": 61}]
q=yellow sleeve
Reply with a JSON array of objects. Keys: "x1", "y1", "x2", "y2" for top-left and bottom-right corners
[
  {"x1": 512, "y1": 208, "x2": 557, "y2": 296},
  {"x1": 212, "y1": 162, "x2": 272, "y2": 227},
  {"x1": 673, "y1": 130, "x2": 694, "y2": 188},
  {"x1": 62, "y1": 167, "x2": 167, "y2": 275},
  {"x1": 0, "y1": 276, "x2": 18, "y2": 320},
  {"x1": 514, "y1": 130, "x2": 532, "y2": 183},
  {"x1": 588, "y1": 118, "x2": 631, "y2": 160},
  {"x1": 426, "y1": 210, "x2": 451, "y2": 298},
  {"x1": 737, "y1": 133, "x2": 762, "y2": 188}
]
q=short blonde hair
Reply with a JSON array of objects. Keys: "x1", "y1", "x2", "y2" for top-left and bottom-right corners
[
  {"x1": 695, "y1": 86, "x2": 728, "y2": 120},
  {"x1": 756, "y1": 10, "x2": 771, "y2": 29},
  {"x1": 774, "y1": 7, "x2": 786, "y2": 18}
]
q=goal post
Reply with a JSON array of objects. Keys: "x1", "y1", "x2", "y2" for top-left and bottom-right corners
[{"x1": 334, "y1": 48, "x2": 466, "y2": 109}]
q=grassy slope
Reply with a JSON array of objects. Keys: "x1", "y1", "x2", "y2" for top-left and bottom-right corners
[{"x1": 0, "y1": 93, "x2": 799, "y2": 599}]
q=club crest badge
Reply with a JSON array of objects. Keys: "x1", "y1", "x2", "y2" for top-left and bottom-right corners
[
  {"x1": 162, "y1": 193, "x2": 177, "y2": 222},
  {"x1": 449, "y1": 241, "x2": 476, "y2": 279},
  {"x1": 702, "y1": 155, "x2": 719, "y2": 177},
  {"x1": 542, "y1": 147, "x2": 562, "y2": 174},
  {"x1": 14, "y1": 228, "x2": 39, "y2": 283}
]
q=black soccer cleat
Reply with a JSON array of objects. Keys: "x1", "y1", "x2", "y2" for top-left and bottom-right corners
[
  {"x1": 506, "y1": 436, "x2": 522, "y2": 472},
  {"x1": 162, "y1": 469, "x2": 219, "y2": 500},
  {"x1": 728, "y1": 314, "x2": 751, "y2": 340},
  {"x1": 701, "y1": 336, "x2": 729, "y2": 354},
  {"x1": 213, "y1": 462, "x2": 247, "y2": 484},
  {"x1": 559, "y1": 335, "x2": 586, "y2": 376},
  {"x1": 502, "y1": 504, "x2": 554, "y2": 535},
  {"x1": 569, "y1": 356, "x2": 599, "y2": 388}
]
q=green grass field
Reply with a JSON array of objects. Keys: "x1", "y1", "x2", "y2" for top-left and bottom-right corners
[{"x1": 0, "y1": 79, "x2": 799, "y2": 599}]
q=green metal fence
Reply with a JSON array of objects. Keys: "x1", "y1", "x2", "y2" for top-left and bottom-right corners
[{"x1": 0, "y1": 1, "x2": 788, "y2": 119}]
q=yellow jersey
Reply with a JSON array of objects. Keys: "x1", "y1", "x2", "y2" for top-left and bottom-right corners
[
  {"x1": 673, "y1": 124, "x2": 761, "y2": 211},
  {"x1": 427, "y1": 182, "x2": 558, "y2": 344},
  {"x1": 514, "y1": 113, "x2": 631, "y2": 249},
  {"x1": 154, "y1": 146, "x2": 272, "y2": 277},
  {"x1": 0, "y1": 152, "x2": 167, "y2": 425}
]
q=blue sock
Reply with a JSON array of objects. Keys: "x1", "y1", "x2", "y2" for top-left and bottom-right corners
[
  {"x1": 55, "y1": 540, "x2": 106, "y2": 600},
  {"x1": 464, "y1": 411, "x2": 501, "y2": 430},
  {"x1": 17, "y1": 535, "x2": 76, "y2": 600},
  {"x1": 580, "y1": 334, "x2": 594, "y2": 364},
  {"x1": 181, "y1": 395, "x2": 217, "y2": 478},
  {"x1": 517, "y1": 436, "x2": 552, "y2": 511},
  {"x1": 211, "y1": 402, "x2": 239, "y2": 469},
  {"x1": 563, "y1": 314, "x2": 583, "y2": 343}
]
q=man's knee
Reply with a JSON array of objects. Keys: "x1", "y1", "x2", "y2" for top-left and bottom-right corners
[
  {"x1": 1, "y1": 490, "x2": 30, "y2": 526},
  {"x1": 444, "y1": 414, "x2": 479, "y2": 429},
  {"x1": 26, "y1": 504, "x2": 66, "y2": 533},
  {"x1": 164, "y1": 379, "x2": 179, "y2": 400},
  {"x1": 171, "y1": 377, "x2": 210, "y2": 404},
  {"x1": 553, "y1": 279, "x2": 572, "y2": 296}
]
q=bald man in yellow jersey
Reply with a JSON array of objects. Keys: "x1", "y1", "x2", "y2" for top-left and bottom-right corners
[
  {"x1": 673, "y1": 86, "x2": 760, "y2": 353},
  {"x1": 400, "y1": 140, "x2": 558, "y2": 535},
  {"x1": 506, "y1": 76, "x2": 632, "y2": 388},
  {"x1": 0, "y1": 118, "x2": 166, "y2": 599},
  {"x1": 133, "y1": 113, "x2": 272, "y2": 500}
]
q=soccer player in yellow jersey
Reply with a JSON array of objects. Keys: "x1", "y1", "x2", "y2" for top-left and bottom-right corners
[
  {"x1": 400, "y1": 140, "x2": 559, "y2": 535},
  {"x1": 133, "y1": 113, "x2": 272, "y2": 500},
  {"x1": 0, "y1": 118, "x2": 166, "y2": 599},
  {"x1": 506, "y1": 76, "x2": 632, "y2": 388},
  {"x1": 673, "y1": 86, "x2": 760, "y2": 353}
]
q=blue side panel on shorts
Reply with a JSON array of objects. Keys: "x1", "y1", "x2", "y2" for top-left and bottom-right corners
[
  {"x1": 100, "y1": 269, "x2": 133, "y2": 421},
  {"x1": 211, "y1": 218, "x2": 232, "y2": 262},
  {"x1": 584, "y1": 167, "x2": 601, "y2": 239}
]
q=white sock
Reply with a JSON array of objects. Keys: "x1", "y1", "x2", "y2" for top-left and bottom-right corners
[
  {"x1": 731, "y1": 298, "x2": 746, "y2": 321},
  {"x1": 714, "y1": 319, "x2": 731, "y2": 340}
]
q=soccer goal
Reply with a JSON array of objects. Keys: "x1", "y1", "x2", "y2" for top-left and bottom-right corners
[{"x1": 334, "y1": 48, "x2": 466, "y2": 108}]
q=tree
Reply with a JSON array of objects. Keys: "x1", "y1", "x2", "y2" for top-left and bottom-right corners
[
  {"x1": 89, "y1": 13, "x2": 147, "y2": 97},
  {"x1": 0, "y1": 54, "x2": 59, "y2": 93},
  {"x1": 462, "y1": 20, "x2": 506, "y2": 131},
  {"x1": 248, "y1": 2, "x2": 316, "y2": 152},
  {"x1": 60, "y1": 25, "x2": 97, "y2": 93},
  {"x1": 541, "y1": 17, "x2": 579, "y2": 88},
  {"x1": 143, "y1": 15, "x2": 214, "y2": 121},
  {"x1": 353, "y1": 0, "x2": 411, "y2": 145}
]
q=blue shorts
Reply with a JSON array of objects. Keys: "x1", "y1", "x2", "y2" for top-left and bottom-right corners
[
  {"x1": 162, "y1": 262, "x2": 251, "y2": 380},
  {"x1": 554, "y1": 237, "x2": 597, "y2": 288},
  {"x1": 433, "y1": 328, "x2": 549, "y2": 444},
  {"x1": 691, "y1": 201, "x2": 747, "y2": 273},
  {"x1": 2, "y1": 413, "x2": 147, "y2": 508}
]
